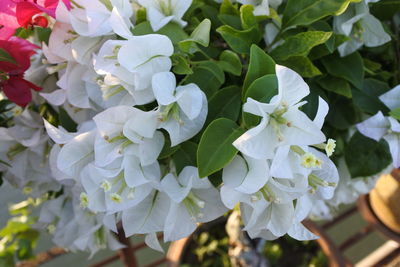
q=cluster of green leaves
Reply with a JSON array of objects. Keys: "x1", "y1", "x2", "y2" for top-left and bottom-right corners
[
  {"x1": 130, "y1": 0, "x2": 400, "y2": 180},
  {"x1": 0, "y1": 199, "x2": 40, "y2": 267}
]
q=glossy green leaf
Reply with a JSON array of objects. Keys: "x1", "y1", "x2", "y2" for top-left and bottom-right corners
[
  {"x1": 282, "y1": 0, "x2": 361, "y2": 29},
  {"x1": 243, "y1": 45, "x2": 276, "y2": 99},
  {"x1": 240, "y1": 5, "x2": 257, "y2": 29},
  {"x1": 179, "y1": 19, "x2": 211, "y2": 53},
  {"x1": 218, "y1": 50, "x2": 242, "y2": 76},
  {"x1": 132, "y1": 22, "x2": 188, "y2": 44},
  {"x1": 321, "y1": 52, "x2": 364, "y2": 89},
  {"x1": 206, "y1": 86, "x2": 241, "y2": 124},
  {"x1": 243, "y1": 74, "x2": 278, "y2": 128},
  {"x1": 389, "y1": 108, "x2": 400, "y2": 120},
  {"x1": 171, "y1": 54, "x2": 193, "y2": 75},
  {"x1": 197, "y1": 118, "x2": 245, "y2": 177},
  {"x1": 345, "y1": 131, "x2": 392, "y2": 178},
  {"x1": 352, "y1": 78, "x2": 390, "y2": 115},
  {"x1": 216, "y1": 25, "x2": 261, "y2": 54},
  {"x1": 220, "y1": 0, "x2": 240, "y2": 15},
  {"x1": 317, "y1": 76, "x2": 352, "y2": 98},
  {"x1": 184, "y1": 62, "x2": 224, "y2": 98},
  {"x1": 244, "y1": 74, "x2": 278, "y2": 102},
  {"x1": 280, "y1": 56, "x2": 321, "y2": 78},
  {"x1": 173, "y1": 142, "x2": 198, "y2": 174},
  {"x1": 271, "y1": 31, "x2": 332, "y2": 61}
]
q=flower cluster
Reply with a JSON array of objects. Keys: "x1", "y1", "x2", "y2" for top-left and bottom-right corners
[{"x1": 0, "y1": 0, "x2": 398, "y2": 259}]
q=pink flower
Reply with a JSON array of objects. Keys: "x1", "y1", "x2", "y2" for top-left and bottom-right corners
[
  {"x1": 0, "y1": 37, "x2": 41, "y2": 106},
  {"x1": 0, "y1": 0, "x2": 71, "y2": 40}
]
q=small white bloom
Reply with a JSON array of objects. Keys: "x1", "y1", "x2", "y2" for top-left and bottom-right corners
[
  {"x1": 152, "y1": 72, "x2": 208, "y2": 146},
  {"x1": 334, "y1": 0, "x2": 391, "y2": 57},
  {"x1": 138, "y1": 0, "x2": 192, "y2": 31},
  {"x1": 233, "y1": 65, "x2": 326, "y2": 160}
]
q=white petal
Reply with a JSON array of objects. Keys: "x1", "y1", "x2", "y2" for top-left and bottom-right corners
[
  {"x1": 40, "y1": 90, "x2": 66, "y2": 106},
  {"x1": 362, "y1": 14, "x2": 391, "y2": 48},
  {"x1": 152, "y1": 72, "x2": 177, "y2": 105},
  {"x1": 313, "y1": 97, "x2": 329, "y2": 130},
  {"x1": 138, "y1": 131, "x2": 164, "y2": 166},
  {"x1": 118, "y1": 34, "x2": 174, "y2": 71},
  {"x1": 233, "y1": 118, "x2": 277, "y2": 159},
  {"x1": 288, "y1": 223, "x2": 318, "y2": 241},
  {"x1": 145, "y1": 233, "x2": 164, "y2": 253},
  {"x1": 44, "y1": 119, "x2": 76, "y2": 144},
  {"x1": 57, "y1": 131, "x2": 95, "y2": 178},
  {"x1": 94, "y1": 106, "x2": 136, "y2": 138},
  {"x1": 163, "y1": 202, "x2": 197, "y2": 242},
  {"x1": 276, "y1": 64, "x2": 310, "y2": 106},
  {"x1": 222, "y1": 155, "x2": 247, "y2": 188},
  {"x1": 161, "y1": 173, "x2": 191, "y2": 203},
  {"x1": 235, "y1": 156, "x2": 269, "y2": 194},
  {"x1": 379, "y1": 85, "x2": 400, "y2": 110},
  {"x1": 176, "y1": 84, "x2": 203, "y2": 120},
  {"x1": 123, "y1": 154, "x2": 149, "y2": 187},
  {"x1": 123, "y1": 109, "x2": 159, "y2": 140},
  {"x1": 383, "y1": 134, "x2": 400, "y2": 168},
  {"x1": 356, "y1": 111, "x2": 389, "y2": 141}
]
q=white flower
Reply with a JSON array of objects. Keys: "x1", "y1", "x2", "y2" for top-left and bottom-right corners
[
  {"x1": 233, "y1": 65, "x2": 326, "y2": 159},
  {"x1": 93, "y1": 106, "x2": 164, "y2": 167},
  {"x1": 357, "y1": 111, "x2": 400, "y2": 167},
  {"x1": 161, "y1": 166, "x2": 227, "y2": 241},
  {"x1": 94, "y1": 34, "x2": 173, "y2": 105},
  {"x1": 138, "y1": 0, "x2": 192, "y2": 31},
  {"x1": 69, "y1": 0, "x2": 134, "y2": 37},
  {"x1": 152, "y1": 72, "x2": 208, "y2": 146},
  {"x1": 334, "y1": 0, "x2": 391, "y2": 57}
]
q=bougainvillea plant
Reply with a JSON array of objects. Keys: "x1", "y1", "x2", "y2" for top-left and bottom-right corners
[{"x1": 0, "y1": 0, "x2": 399, "y2": 264}]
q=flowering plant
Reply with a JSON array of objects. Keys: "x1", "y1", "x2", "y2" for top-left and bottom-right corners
[{"x1": 0, "y1": 0, "x2": 399, "y2": 263}]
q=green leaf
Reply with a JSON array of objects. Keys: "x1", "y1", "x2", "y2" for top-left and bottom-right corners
[
  {"x1": 136, "y1": 7, "x2": 147, "y2": 24},
  {"x1": 132, "y1": 22, "x2": 188, "y2": 44},
  {"x1": 371, "y1": 0, "x2": 400, "y2": 20},
  {"x1": 326, "y1": 96, "x2": 357, "y2": 130},
  {"x1": 321, "y1": 52, "x2": 364, "y2": 89},
  {"x1": 0, "y1": 48, "x2": 17, "y2": 65},
  {"x1": 35, "y1": 27, "x2": 51, "y2": 45},
  {"x1": 197, "y1": 118, "x2": 245, "y2": 177},
  {"x1": 345, "y1": 131, "x2": 392, "y2": 178},
  {"x1": 242, "y1": 75, "x2": 278, "y2": 128},
  {"x1": 280, "y1": 56, "x2": 321, "y2": 78},
  {"x1": 173, "y1": 142, "x2": 198, "y2": 174},
  {"x1": 179, "y1": 19, "x2": 211, "y2": 53},
  {"x1": 240, "y1": 5, "x2": 257, "y2": 29},
  {"x1": 218, "y1": 14, "x2": 242, "y2": 29},
  {"x1": 171, "y1": 54, "x2": 193, "y2": 75},
  {"x1": 58, "y1": 108, "x2": 77, "y2": 132},
  {"x1": 220, "y1": 0, "x2": 240, "y2": 15},
  {"x1": 271, "y1": 31, "x2": 332, "y2": 61},
  {"x1": 184, "y1": 61, "x2": 225, "y2": 98},
  {"x1": 197, "y1": 61, "x2": 225, "y2": 84},
  {"x1": 243, "y1": 45, "x2": 276, "y2": 99},
  {"x1": 244, "y1": 74, "x2": 278, "y2": 103},
  {"x1": 282, "y1": 0, "x2": 360, "y2": 29},
  {"x1": 389, "y1": 108, "x2": 400, "y2": 120},
  {"x1": 317, "y1": 76, "x2": 352, "y2": 98},
  {"x1": 216, "y1": 25, "x2": 261, "y2": 54},
  {"x1": 206, "y1": 86, "x2": 241, "y2": 124},
  {"x1": 352, "y1": 78, "x2": 390, "y2": 115},
  {"x1": 218, "y1": 50, "x2": 242, "y2": 76}
]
